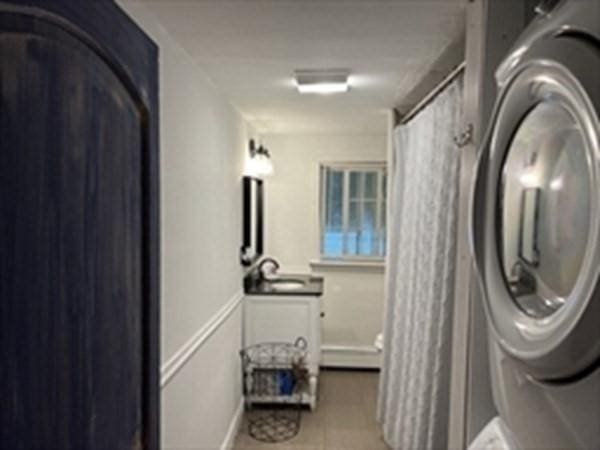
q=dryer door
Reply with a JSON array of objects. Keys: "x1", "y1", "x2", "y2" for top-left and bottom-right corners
[{"x1": 472, "y1": 36, "x2": 600, "y2": 380}]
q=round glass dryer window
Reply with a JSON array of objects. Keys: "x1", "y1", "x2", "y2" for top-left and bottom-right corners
[{"x1": 498, "y1": 101, "x2": 591, "y2": 319}]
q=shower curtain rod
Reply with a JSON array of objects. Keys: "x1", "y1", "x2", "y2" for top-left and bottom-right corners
[{"x1": 399, "y1": 61, "x2": 466, "y2": 125}]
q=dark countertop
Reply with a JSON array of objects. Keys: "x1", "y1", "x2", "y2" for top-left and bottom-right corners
[{"x1": 244, "y1": 273, "x2": 324, "y2": 297}]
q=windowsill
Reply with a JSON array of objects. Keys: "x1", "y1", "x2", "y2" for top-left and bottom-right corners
[{"x1": 309, "y1": 258, "x2": 385, "y2": 272}]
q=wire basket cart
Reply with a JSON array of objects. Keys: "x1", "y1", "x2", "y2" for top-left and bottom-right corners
[{"x1": 240, "y1": 337, "x2": 310, "y2": 443}]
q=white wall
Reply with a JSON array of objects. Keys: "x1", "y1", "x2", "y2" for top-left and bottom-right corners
[
  {"x1": 118, "y1": 2, "x2": 250, "y2": 448},
  {"x1": 262, "y1": 134, "x2": 387, "y2": 367}
]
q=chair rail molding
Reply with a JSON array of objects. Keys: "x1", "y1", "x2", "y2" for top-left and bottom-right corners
[{"x1": 160, "y1": 290, "x2": 244, "y2": 388}]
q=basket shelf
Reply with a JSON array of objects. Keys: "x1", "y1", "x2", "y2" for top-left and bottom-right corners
[{"x1": 240, "y1": 339, "x2": 310, "y2": 443}]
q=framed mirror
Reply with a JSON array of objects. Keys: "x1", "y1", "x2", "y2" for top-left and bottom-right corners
[{"x1": 240, "y1": 176, "x2": 264, "y2": 266}]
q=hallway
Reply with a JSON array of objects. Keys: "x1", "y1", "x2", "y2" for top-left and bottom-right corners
[{"x1": 234, "y1": 370, "x2": 389, "y2": 450}]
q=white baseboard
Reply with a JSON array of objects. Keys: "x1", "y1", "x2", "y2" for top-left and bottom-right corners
[{"x1": 220, "y1": 398, "x2": 244, "y2": 450}]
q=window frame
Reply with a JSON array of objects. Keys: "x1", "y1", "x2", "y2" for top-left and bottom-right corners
[{"x1": 319, "y1": 161, "x2": 387, "y2": 262}]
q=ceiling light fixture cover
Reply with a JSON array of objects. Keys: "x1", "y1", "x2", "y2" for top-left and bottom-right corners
[{"x1": 294, "y1": 69, "x2": 350, "y2": 94}]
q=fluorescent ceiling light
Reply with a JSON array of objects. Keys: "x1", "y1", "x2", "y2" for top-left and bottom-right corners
[
  {"x1": 294, "y1": 69, "x2": 350, "y2": 95},
  {"x1": 297, "y1": 82, "x2": 349, "y2": 94}
]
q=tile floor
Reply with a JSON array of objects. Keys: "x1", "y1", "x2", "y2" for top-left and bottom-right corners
[{"x1": 233, "y1": 369, "x2": 390, "y2": 450}]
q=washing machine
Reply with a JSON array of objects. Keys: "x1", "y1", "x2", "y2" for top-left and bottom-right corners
[{"x1": 471, "y1": 0, "x2": 600, "y2": 448}]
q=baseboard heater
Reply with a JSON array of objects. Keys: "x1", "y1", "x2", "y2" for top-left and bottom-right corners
[{"x1": 321, "y1": 345, "x2": 381, "y2": 354}]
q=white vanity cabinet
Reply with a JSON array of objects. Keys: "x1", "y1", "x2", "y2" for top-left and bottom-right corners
[{"x1": 243, "y1": 294, "x2": 322, "y2": 409}]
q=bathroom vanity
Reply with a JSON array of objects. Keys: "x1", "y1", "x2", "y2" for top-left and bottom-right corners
[{"x1": 243, "y1": 273, "x2": 324, "y2": 410}]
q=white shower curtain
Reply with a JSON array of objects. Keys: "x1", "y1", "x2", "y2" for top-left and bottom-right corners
[{"x1": 377, "y1": 75, "x2": 463, "y2": 450}]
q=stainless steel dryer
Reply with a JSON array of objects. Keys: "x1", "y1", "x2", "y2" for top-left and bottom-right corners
[{"x1": 471, "y1": 1, "x2": 600, "y2": 448}]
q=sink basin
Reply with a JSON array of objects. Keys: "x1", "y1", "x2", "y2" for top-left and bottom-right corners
[{"x1": 268, "y1": 278, "x2": 306, "y2": 291}]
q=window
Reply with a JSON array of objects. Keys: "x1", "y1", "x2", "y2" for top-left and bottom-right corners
[{"x1": 320, "y1": 162, "x2": 387, "y2": 260}]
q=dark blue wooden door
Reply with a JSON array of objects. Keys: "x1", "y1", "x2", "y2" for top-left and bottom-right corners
[{"x1": 0, "y1": 1, "x2": 159, "y2": 449}]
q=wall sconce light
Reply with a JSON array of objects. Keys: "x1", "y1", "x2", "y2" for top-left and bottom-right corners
[{"x1": 247, "y1": 139, "x2": 273, "y2": 177}]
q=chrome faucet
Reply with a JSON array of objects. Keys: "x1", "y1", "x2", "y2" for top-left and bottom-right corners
[{"x1": 258, "y1": 257, "x2": 280, "y2": 281}]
